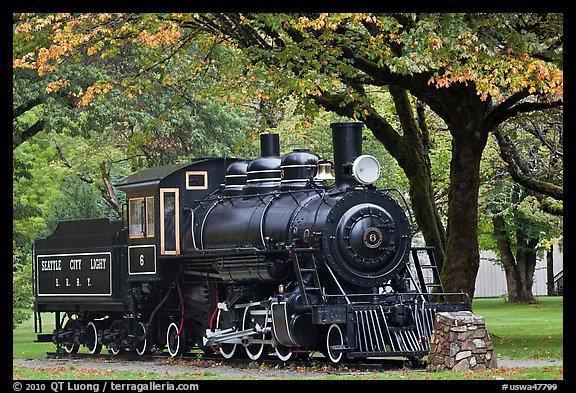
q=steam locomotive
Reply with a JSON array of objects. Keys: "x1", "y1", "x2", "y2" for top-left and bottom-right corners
[{"x1": 33, "y1": 122, "x2": 468, "y2": 363}]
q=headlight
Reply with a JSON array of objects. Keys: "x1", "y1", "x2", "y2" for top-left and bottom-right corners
[{"x1": 351, "y1": 155, "x2": 381, "y2": 185}]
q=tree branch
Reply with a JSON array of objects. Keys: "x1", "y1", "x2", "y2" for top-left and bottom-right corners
[
  {"x1": 535, "y1": 194, "x2": 563, "y2": 216},
  {"x1": 487, "y1": 94, "x2": 563, "y2": 127},
  {"x1": 52, "y1": 133, "x2": 94, "y2": 184},
  {"x1": 13, "y1": 98, "x2": 44, "y2": 119},
  {"x1": 99, "y1": 161, "x2": 119, "y2": 212},
  {"x1": 493, "y1": 128, "x2": 563, "y2": 201},
  {"x1": 13, "y1": 120, "x2": 45, "y2": 150}
]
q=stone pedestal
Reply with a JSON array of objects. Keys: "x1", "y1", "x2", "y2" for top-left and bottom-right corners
[{"x1": 426, "y1": 311, "x2": 497, "y2": 372}]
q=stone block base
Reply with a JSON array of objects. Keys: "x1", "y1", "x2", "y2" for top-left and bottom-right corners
[{"x1": 426, "y1": 311, "x2": 497, "y2": 372}]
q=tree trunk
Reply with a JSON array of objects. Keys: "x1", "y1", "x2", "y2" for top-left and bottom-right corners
[
  {"x1": 99, "y1": 161, "x2": 120, "y2": 214},
  {"x1": 315, "y1": 89, "x2": 447, "y2": 268},
  {"x1": 379, "y1": 86, "x2": 447, "y2": 268},
  {"x1": 493, "y1": 215, "x2": 521, "y2": 302},
  {"x1": 492, "y1": 214, "x2": 538, "y2": 304},
  {"x1": 547, "y1": 244, "x2": 555, "y2": 296},
  {"x1": 515, "y1": 235, "x2": 538, "y2": 303},
  {"x1": 405, "y1": 169, "x2": 446, "y2": 269},
  {"x1": 439, "y1": 104, "x2": 489, "y2": 303}
]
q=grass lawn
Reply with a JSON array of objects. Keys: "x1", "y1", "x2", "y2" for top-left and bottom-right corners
[
  {"x1": 472, "y1": 296, "x2": 563, "y2": 360},
  {"x1": 13, "y1": 311, "x2": 57, "y2": 359}
]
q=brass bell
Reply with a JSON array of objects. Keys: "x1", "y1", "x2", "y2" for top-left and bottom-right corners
[{"x1": 314, "y1": 162, "x2": 335, "y2": 181}]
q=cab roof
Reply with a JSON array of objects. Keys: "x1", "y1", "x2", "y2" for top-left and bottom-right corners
[{"x1": 113, "y1": 163, "x2": 190, "y2": 191}]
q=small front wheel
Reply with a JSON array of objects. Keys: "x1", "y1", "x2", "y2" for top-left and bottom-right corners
[{"x1": 325, "y1": 324, "x2": 344, "y2": 364}]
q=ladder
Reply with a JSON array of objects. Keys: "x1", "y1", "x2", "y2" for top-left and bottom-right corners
[
  {"x1": 291, "y1": 252, "x2": 323, "y2": 305},
  {"x1": 410, "y1": 246, "x2": 446, "y2": 302}
]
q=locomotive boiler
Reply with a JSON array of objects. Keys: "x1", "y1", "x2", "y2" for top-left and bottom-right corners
[{"x1": 33, "y1": 122, "x2": 468, "y2": 363}]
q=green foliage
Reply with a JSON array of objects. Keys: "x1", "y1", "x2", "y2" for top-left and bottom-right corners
[
  {"x1": 478, "y1": 133, "x2": 562, "y2": 255},
  {"x1": 13, "y1": 246, "x2": 33, "y2": 329},
  {"x1": 42, "y1": 175, "x2": 111, "y2": 236}
]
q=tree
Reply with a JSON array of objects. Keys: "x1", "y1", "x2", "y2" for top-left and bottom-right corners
[
  {"x1": 13, "y1": 13, "x2": 563, "y2": 302},
  {"x1": 487, "y1": 181, "x2": 558, "y2": 303},
  {"x1": 13, "y1": 14, "x2": 259, "y2": 203},
  {"x1": 183, "y1": 13, "x2": 563, "y2": 301},
  {"x1": 478, "y1": 116, "x2": 562, "y2": 304}
]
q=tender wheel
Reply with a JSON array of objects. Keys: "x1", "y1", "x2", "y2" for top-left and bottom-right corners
[
  {"x1": 106, "y1": 319, "x2": 126, "y2": 355},
  {"x1": 166, "y1": 322, "x2": 185, "y2": 357},
  {"x1": 242, "y1": 306, "x2": 266, "y2": 360},
  {"x1": 85, "y1": 322, "x2": 102, "y2": 355},
  {"x1": 326, "y1": 324, "x2": 344, "y2": 364},
  {"x1": 108, "y1": 345, "x2": 125, "y2": 355},
  {"x1": 62, "y1": 319, "x2": 80, "y2": 354},
  {"x1": 215, "y1": 309, "x2": 237, "y2": 359},
  {"x1": 274, "y1": 345, "x2": 292, "y2": 361},
  {"x1": 135, "y1": 322, "x2": 148, "y2": 356},
  {"x1": 63, "y1": 343, "x2": 79, "y2": 354}
]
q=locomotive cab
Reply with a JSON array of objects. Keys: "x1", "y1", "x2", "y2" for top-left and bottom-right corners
[{"x1": 114, "y1": 158, "x2": 238, "y2": 282}]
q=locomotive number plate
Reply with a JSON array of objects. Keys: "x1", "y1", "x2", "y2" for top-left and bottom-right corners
[
  {"x1": 128, "y1": 245, "x2": 157, "y2": 275},
  {"x1": 36, "y1": 252, "x2": 112, "y2": 296}
]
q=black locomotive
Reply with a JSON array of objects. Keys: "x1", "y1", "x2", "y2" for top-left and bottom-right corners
[{"x1": 33, "y1": 122, "x2": 468, "y2": 363}]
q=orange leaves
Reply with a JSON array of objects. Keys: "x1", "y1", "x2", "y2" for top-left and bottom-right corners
[
  {"x1": 298, "y1": 13, "x2": 343, "y2": 31},
  {"x1": 14, "y1": 14, "x2": 92, "y2": 75},
  {"x1": 428, "y1": 36, "x2": 443, "y2": 51},
  {"x1": 87, "y1": 41, "x2": 105, "y2": 56},
  {"x1": 524, "y1": 60, "x2": 563, "y2": 98},
  {"x1": 77, "y1": 81, "x2": 114, "y2": 107},
  {"x1": 298, "y1": 13, "x2": 386, "y2": 32},
  {"x1": 35, "y1": 44, "x2": 75, "y2": 76},
  {"x1": 13, "y1": 54, "x2": 36, "y2": 70},
  {"x1": 45, "y1": 79, "x2": 70, "y2": 93},
  {"x1": 427, "y1": 54, "x2": 563, "y2": 102},
  {"x1": 299, "y1": 16, "x2": 311, "y2": 29},
  {"x1": 14, "y1": 14, "x2": 182, "y2": 77},
  {"x1": 137, "y1": 27, "x2": 182, "y2": 48},
  {"x1": 14, "y1": 14, "x2": 57, "y2": 33}
]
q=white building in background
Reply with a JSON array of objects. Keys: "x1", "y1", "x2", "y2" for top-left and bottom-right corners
[{"x1": 474, "y1": 248, "x2": 564, "y2": 298}]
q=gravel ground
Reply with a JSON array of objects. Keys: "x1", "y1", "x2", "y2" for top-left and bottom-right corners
[
  {"x1": 13, "y1": 355, "x2": 563, "y2": 380},
  {"x1": 13, "y1": 356, "x2": 353, "y2": 379}
]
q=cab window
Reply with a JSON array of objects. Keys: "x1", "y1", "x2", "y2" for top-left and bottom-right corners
[
  {"x1": 129, "y1": 198, "x2": 145, "y2": 238},
  {"x1": 146, "y1": 196, "x2": 155, "y2": 237},
  {"x1": 129, "y1": 197, "x2": 155, "y2": 239}
]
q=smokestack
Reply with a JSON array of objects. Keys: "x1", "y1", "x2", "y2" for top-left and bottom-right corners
[
  {"x1": 260, "y1": 133, "x2": 280, "y2": 157},
  {"x1": 330, "y1": 122, "x2": 363, "y2": 190}
]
